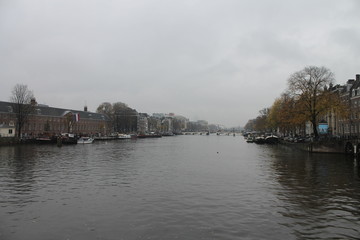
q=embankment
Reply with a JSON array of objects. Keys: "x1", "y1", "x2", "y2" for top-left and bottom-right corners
[{"x1": 280, "y1": 139, "x2": 357, "y2": 155}]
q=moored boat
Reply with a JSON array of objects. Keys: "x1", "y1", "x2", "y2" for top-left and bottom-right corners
[
  {"x1": 246, "y1": 136, "x2": 255, "y2": 143},
  {"x1": 118, "y1": 134, "x2": 131, "y2": 139},
  {"x1": 60, "y1": 133, "x2": 78, "y2": 144},
  {"x1": 77, "y1": 137, "x2": 94, "y2": 144},
  {"x1": 265, "y1": 135, "x2": 279, "y2": 144},
  {"x1": 137, "y1": 133, "x2": 162, "y2": 138},
  {"x1": 254, "y1": 136, "x2": 266, "y2": 144},
  {"x1": 35, "y1": 136, "x2": 56, "y2": 144}
]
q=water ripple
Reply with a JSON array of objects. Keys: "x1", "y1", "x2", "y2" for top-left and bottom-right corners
[{"x1": 1, "y1": 137, "x2": 360, "y2": 239}]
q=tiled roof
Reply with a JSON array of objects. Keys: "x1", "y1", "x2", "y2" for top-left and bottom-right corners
[
  {"x1": 0, "y1": 123, "x2": 15, "y2": 129},
  {"x1": 0, "y1": 101, "x2": 110, "y2": 121}
]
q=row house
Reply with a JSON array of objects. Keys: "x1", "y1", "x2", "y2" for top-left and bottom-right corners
[
  {"x1": 138, "y1": 113, "x2": 189, "y2": 134},
  {"x1": 0, "y1": 100, "x2": 111, "y2": 138},
  {"x1": 345, "y1": 74, "x2": 360, "y2": 137},
  {"x1": 173, "y1": 115, "x2": 188, "y2": 132},
  {"x1": 325, "y1": 74, "x2": 360, "y2": 137},
  {"x1": 145, "y1": 113, "x2": 173, "y2": 133},
  {"x1": 137, "y1": 113, "x2": 149, "y2": 133}
]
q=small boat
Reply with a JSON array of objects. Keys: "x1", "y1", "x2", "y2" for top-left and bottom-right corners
[
  {"x1": 254, "y1": 136, "x2": 266, "y2": 144},
  {"x1": 61, "y1": 133, "x2": 78, "y2": 144},
  {"x1": 265, "y1": 135, "x2": 279, "y2": 144},
  {"x1": 137, "y1": 133, "x2": 162, "y2": 138},
  {"x1": 246, "y1": 136, "x2": 255, "y2": 143},
  {"x1": 77, "y1": 137, "x2": 94, "y2": 144},
  {"x1": 118, "y1": 134, "x2": 131, "y2": 139},
  {"x1": 35, "y1": 137, "x2": 56, "y2": 144}
]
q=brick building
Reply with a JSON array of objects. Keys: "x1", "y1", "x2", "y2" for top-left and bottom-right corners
[{"x1": 0, "y1": 101, "x2": 111, "y2": 138}]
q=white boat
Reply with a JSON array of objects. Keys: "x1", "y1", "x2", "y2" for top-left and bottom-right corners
[
  {"x1": 265, "y1": 135, "x2": 279, "y2": 144},
  {"x1": 77, "y1": 137, "x2": 94, "y2": 144},
  {"x1": 118, "y1": 134, "x2": 131, "y2": 139},
  {"x1": 246, "y1": 136, "x2": 255, "y2": 143}
]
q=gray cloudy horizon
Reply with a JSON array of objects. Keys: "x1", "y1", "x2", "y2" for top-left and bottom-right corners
[{"x1": 1, "y1": 0, "x2": 359, "y2": 127}]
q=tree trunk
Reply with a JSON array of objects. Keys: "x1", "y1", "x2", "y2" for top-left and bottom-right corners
[
  {"x1": 312, "y1": 119, "x2": 319, "y2": 139},
  {"x1": 17, "y1": 123, "x2": 22, "y2": 138}
]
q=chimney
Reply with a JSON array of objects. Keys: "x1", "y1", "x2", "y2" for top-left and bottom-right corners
[
  {"x1": 356, "y1": 74, "x2": 360, "y2": 81},
  {"x1": 84, "y1": 105, "x2": 88, "y2": 112},
  {"x1": 30, "y1": 98, "x2": 37, "y2": 106}
]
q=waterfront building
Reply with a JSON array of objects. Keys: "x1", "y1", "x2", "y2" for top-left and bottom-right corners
[
  {"x1": 147, "y1": 116, "x2": 161, "y2": 133},
  {"x1": 348, "y1": 75, "x2": 360, "y2": 137},
  {"x1": 327, "y1": 84, "x2": 347, "y2": 136},
  {"x1": 337, "y1": 79, "x2": 354, "y2": 136},
  {"x1": 173, "y1": 115, "x2": 189, "y2": 132},
  {"x1": 137, "y1": 113, "x2": 149, "y2": 133},
  {"x1": 161, "y1": 117, "x2": 173, "y2": 133},
  {"x1": 321, "y1": 74, "x2": 360, "y2": 138},
  {"x1": 0, "y1": 123, "x2": 15, "y2": 137},
  {"x1": 148, "y1": 113, "x2": 189, "y2": 134},
  {"x1": 150, "y1": 113, "x2": 174, "y2": 133},
  {"x1": 0, "y1": 100, "x2": 111, "y2": 138}
]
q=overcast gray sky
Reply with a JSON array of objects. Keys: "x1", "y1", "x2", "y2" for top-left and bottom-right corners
[{"x1": 1, "y1": 0, "x2": 359, "y2": 127}]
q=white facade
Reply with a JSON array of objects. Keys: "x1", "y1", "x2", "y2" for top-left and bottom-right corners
[{"x1": 0, "y1": 123, "x2": 15, "y2": 137}]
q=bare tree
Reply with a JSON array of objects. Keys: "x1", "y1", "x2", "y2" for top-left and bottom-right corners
[
  {"x1": 96, "y1": 102, "x2": 115, "y2": 132},
  {"x1": 10, "y1": 84, "x2": 35, "y2": 138},
  {"x1": 96, "y1": 102, "x2": 113, "y2": 117},
  {"x1": 287, "y1": 66, "x2": 335, "y2": 138}
]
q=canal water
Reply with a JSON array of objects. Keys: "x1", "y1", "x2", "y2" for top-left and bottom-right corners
[{"x1": 0, "y1": 135, "x2": 359, "y2": 240}]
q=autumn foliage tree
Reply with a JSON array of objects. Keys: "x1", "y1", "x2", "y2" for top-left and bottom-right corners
[
  {"x1": 287, "y1": 66, "x2": 338, "y2": 138},
  {"x1": 247, "y1": 66, "x2": 349, "y2": 138},
  {"x1": 268, "y1": 94, "x2": 301, "y2": 135},
  {"x1": 244, "y1": 108, "x2": 270, "y2": 132}
]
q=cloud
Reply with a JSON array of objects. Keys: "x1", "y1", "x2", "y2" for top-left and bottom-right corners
[{"x1": 1, "y1": 0, "x2": 360, "y2": 126}]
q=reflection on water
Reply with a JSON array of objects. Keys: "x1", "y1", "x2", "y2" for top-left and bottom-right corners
[
  {"x1": 0, "y1": 136, "x2": 359, "y2": 240},
  {"x1": 263, "y1": 145, "x2": 360, "y2": 239}
]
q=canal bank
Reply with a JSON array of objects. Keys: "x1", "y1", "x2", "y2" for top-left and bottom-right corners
[{"x1": 280, "y1": 138, "x2": 360, "y2": 155}]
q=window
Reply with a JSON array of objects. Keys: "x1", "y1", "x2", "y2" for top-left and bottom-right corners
[{"x1": 9, "y1": 129, "x2": 13, "y2": 134}]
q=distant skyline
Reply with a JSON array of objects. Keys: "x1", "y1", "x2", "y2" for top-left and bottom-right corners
[{"x1": 1, "y1": 0, "x2": 359, "y2": 127}]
